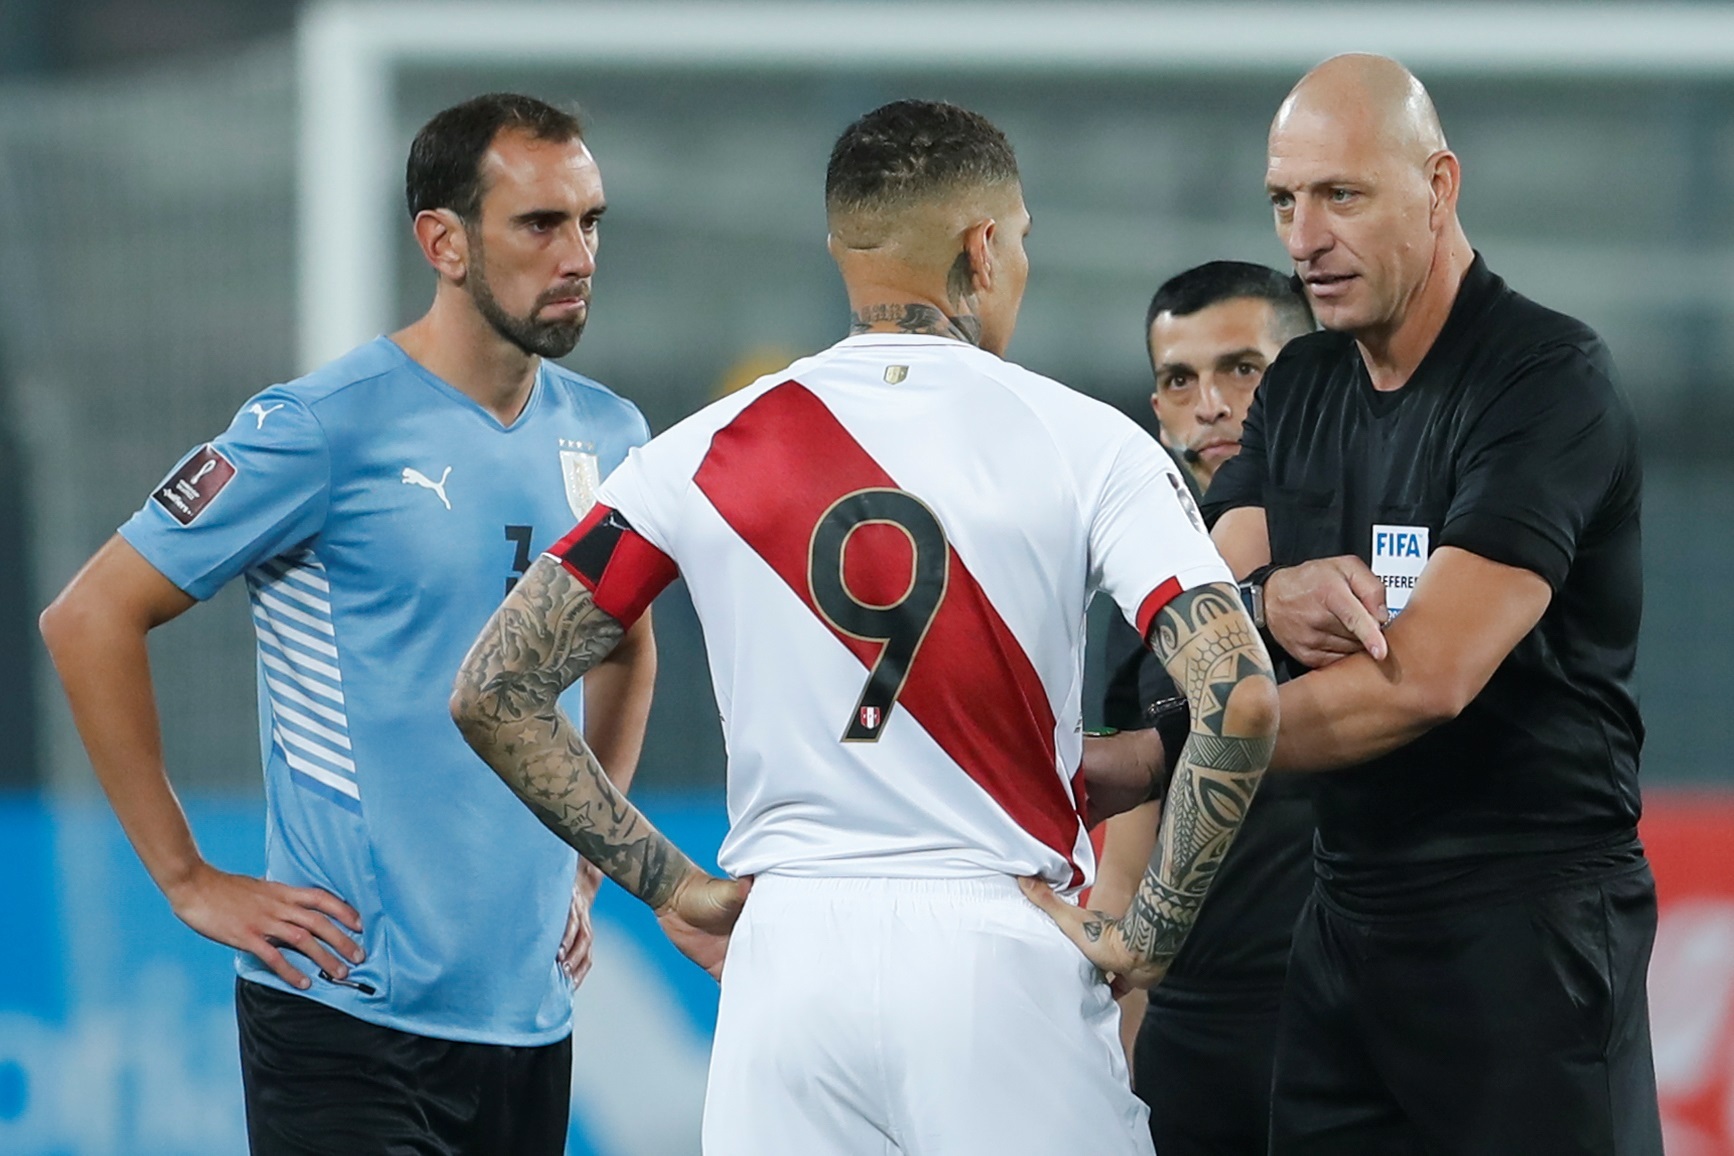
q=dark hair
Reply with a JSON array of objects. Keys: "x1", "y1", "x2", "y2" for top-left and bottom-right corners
[
  {"x1": 825, "y1": 100, "x2": 1019, "y2": 215},
  {"x1": 405, "y1": 93, "x2": 583, "y2": 222},
  {"x1": 1144, "y1": 261, "x2": 1314, "y2": 355}
]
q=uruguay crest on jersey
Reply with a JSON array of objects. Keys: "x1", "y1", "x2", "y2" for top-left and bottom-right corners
[{"x1": 559, "y1": 439, "x2": 603, "y2": 519}]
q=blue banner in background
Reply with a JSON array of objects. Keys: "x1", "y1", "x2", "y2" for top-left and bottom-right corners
[{"x1": 0, "y1": 794, "x2": 729, "y2": 1156}]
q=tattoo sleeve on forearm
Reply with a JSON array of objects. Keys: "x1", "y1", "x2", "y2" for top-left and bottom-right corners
[
  {"x1": 1119, "y1": 582, "x2": 1278, "y2": 966},
  {"x1": 451, "y1": 556, "x2": 692, "y2": 909}
]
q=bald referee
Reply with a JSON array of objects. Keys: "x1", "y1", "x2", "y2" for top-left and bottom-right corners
[{"x1": 1205, "y1": 55, "x2": 1662, "y2": 1155}]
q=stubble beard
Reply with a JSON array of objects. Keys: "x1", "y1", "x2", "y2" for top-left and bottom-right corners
[{"x1": 468, "y1": 239, "x2": 587, "y2": 360}]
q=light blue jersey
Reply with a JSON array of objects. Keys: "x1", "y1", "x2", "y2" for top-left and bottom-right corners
[{"x1": 120, "y1": 337, "x2": 649, "y2": 1044}]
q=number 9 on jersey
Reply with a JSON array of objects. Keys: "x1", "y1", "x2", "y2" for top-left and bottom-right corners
[{"x1": 807, "y1": 488, "x2": 950, "y2": 742}]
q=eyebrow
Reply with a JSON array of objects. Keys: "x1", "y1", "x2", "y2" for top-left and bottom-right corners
[
  {"x1": 1266, "y1": 176, "x2": 1361, "y2": 195},
  {"x1": 511, "y1": 208, "x2": 568, "y2": 225},
  {"x1": 509, "y1": 203, "x2": 607, "y2": 226},
  {"x1": 1155, "y1": 347, "x2": 1267, "y2": 377}
]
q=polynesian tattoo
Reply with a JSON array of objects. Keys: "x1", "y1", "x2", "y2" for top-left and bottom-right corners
[
  {"x1": 451, "y1": 556, "x2": 693, "y2": 909},
  {"x1": 1078, "y1": 582, "x2": 1278, "y2": 968},
  {"x1": 848, "y1": 302, "x2": 983, "y2": 346}
]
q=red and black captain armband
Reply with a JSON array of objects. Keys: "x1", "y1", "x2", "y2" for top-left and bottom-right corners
[
  {"x1": 1134, "y1": 576, "x2": 1185, "y2": 642},
  {"x1": 549, "y1": 504, "x2": 678, "y2": 630}
]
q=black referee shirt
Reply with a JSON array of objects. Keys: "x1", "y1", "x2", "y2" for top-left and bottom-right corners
[{"x1": 1203, "y1": 254, "x2": 1644, "y2": 900}]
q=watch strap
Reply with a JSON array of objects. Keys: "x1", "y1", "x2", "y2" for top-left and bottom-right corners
[{"x1": 1238, "y1": 563, "x2": 1283, "y2": 629}]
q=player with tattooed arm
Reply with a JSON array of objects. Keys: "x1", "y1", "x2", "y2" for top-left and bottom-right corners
[{"x1": 452, "y1": 100, "x2": 1278, "y2": 1156}]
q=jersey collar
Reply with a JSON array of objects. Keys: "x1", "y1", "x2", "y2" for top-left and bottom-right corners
[
  {"x1": 381, "y1": 337, "x2": 548, "y2": 432},
  {"x1": 832, "y1": 332, "x2": 983, "y2": 351},
  {"x1": 1357, "y1": 252, "x2": 1501, "y2": 414}
]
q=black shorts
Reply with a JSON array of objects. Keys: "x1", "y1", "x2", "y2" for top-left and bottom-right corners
[
  {"x1": 236, "y1": 978, "x2": 572, "y2": 1156},
  {"x1": 1269, "y1": 863, "x2": 1663, "y2": 1156},
  {"x1": 1134, "y1": 987, "x2": 1283, "y2": 1156}
]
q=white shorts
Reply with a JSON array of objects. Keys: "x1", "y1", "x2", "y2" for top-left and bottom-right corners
[{"x1": 701, "y1": 875, "x2": 1154, "y2": 1156}]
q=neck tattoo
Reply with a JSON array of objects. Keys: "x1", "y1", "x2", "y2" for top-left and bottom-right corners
[{"x1": 848, "y1": 304, "x2": 983, "y2": 347}]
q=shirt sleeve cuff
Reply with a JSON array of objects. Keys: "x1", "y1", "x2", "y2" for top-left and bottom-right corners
[
  {"x1": 1132, "y1": 561, "x2": 1238, "y2": 642},
  {"x1": 1438, "y1": 511, "x2": 1570, "y2": 591},
  {"x1": 115, "y1": 518, "x2": 215, "y2": 602}
]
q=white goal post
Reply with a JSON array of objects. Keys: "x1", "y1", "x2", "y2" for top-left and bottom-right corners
[{"x1": 296, "y1": 0, "x2": 1734, "y2": 373}]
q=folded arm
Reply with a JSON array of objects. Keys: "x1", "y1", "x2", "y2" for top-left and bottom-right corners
[
  {"x1": 1079, "y1": 729, "x2": 1166, "y2": 827},
  {"x1": 1271, "y1": 546, "x2": 1549, "y2": 772},
  {"x1": 1213, "y1": 508, "x2": 1550, "y2": 772}
]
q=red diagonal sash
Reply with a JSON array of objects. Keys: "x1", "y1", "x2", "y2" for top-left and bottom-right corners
[{"x1": 695, "y1": 382, "x2": 1083, "y2": 883}]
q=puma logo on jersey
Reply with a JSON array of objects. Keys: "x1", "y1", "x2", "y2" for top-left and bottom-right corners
[
  {"x1": 402, "y1": 466, "x2": 452, "y2": 510},
  {"x1": 248, "y1": 402, "x2": 285, "y2": 429}
]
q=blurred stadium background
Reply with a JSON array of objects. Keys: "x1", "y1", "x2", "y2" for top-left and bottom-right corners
[{"x1": 1, "y1": 1, "x2": 1733, "y2": 1153}]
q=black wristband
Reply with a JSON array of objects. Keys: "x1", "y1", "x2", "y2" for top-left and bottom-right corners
[
  {"x1": 1238, "y1": 562, "x2": 1286, "y2": 628},
  {"x1": 1142, "y1": 694, "x2": 1190, "y2": 802},
  {"x1": 1242, "y1": 562, "x2": 1285, "y2": 586},
  {"x1": 1237, "y1": 562, "x2": 1298, "y2": 673}
]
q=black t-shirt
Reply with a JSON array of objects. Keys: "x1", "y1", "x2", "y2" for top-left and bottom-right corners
[
  {"x1": 1101, "y1": 613, "x2": 1315, "y2": 999},
  {"x1": 1202, "y1": 255, "x2": 1644, "y2": 899}
]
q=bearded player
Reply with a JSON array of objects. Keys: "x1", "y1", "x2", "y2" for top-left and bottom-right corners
[
  {"x1": 451, "y1": 100, "x2": 1279, "y2": 1155},
  {"x1": 41, "y1": 94, "x2": 655, "y2": 1154}
]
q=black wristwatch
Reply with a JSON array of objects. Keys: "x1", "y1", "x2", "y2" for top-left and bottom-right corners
[{"x1": 1238, "y1": 563, "x2": 1283, "y2": 629}]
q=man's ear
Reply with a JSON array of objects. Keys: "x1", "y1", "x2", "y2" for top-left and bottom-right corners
[
  {"x1": 961, "y1": 218, "x2": 997, "y2": 297},
  {"x1": 413, "y1": 208, "x2": 470, "y2": 283},
  {"x1": 1426, "y1": 151, "x2": 1461, "y2": 229}
]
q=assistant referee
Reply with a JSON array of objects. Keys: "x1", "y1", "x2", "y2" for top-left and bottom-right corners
[
  {"x1": 1206, "y1": 55, "x2": 1661, "y2": 1155},
  {"x1": 1092, "y1": 261, "x2": 1314, "y2": 1156}
]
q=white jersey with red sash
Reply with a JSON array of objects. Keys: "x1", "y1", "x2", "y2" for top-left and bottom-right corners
[{"x1": 551, "y1": 333, "x2": 1232, "y2": 891}]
